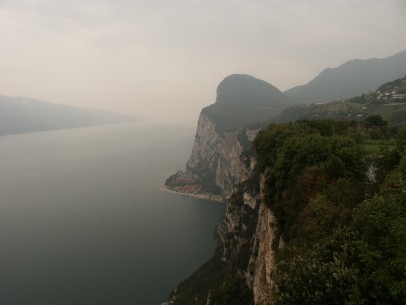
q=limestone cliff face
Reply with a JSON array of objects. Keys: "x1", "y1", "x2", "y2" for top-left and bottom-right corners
[
  {"x1": 249, "y1": 198, "x2": 277, "y2": 305},
  {"x1": 186, "y1": 112, "x2": 219, "y2": 172},
  {"x1": 186, "y1": 112, "x2": 257, "y2": 198},
  {"x1": 217, "y1": 161, "x2": 276, "y2": 305}
]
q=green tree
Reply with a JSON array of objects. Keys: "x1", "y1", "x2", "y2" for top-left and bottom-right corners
[{"x1": 364, "y1": 115, "x2": 388, "y2": 128}]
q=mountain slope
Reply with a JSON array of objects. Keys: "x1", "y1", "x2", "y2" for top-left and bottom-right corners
[
  {"x1": 0, "y1": 95, "x2": 139, "y2": 135},
  {"x1": 276, "y1": 75, "x2": 406, "y2": 125},
  {"x1": 202, "y1": 74, "x2": 297, "y2": 133},
  {"x1": 284, "y1": 50, "x2": 406, "y2": 103}
]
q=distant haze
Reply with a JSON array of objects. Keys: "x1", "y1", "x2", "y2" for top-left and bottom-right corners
[
  {"x1": 0, "y1": 95, "x2": 139, "y2": 135},
  {"x1": 1, "y1": 0, "x2": 405, "y2": 125}
]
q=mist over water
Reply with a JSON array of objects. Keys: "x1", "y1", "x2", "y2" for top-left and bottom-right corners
[{"x1": 0, "y1": 122, "x2": 225, "y2": 305}]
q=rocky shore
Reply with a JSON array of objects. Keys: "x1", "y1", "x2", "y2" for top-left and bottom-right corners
[{"x1": 160, "y1": 185, "x2": 225, "y2": 203}]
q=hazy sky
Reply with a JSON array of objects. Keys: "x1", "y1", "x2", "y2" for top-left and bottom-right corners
[{"x1": 1, "y1": 0, "x2": 405, "y2": 125}]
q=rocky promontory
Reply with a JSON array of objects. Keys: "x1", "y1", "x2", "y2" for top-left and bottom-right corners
[{"x1": 164, "y1": 74, "x2": 296, "y2": 200}]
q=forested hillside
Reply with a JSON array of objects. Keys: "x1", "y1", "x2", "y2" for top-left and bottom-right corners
[{"x1": 254, "y1": 119, "x2": 406, "y2": 304}]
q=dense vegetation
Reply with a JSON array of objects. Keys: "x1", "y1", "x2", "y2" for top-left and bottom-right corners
[{"x1": 254, "y1": 118, "x2": 406, "y2": 304}]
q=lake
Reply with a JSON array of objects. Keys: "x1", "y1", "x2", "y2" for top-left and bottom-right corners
[{"x1": 0, "y1": 122, "x2": 225, "y2": 305}]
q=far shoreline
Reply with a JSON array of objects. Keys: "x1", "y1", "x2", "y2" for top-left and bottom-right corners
[{"x1": 160, "y1": 185, "x2": 226, "y2": 203}]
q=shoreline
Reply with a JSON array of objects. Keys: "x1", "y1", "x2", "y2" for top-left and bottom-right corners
[{"x1": 160, "y1": 185, "x2": 226, "y2": 203}]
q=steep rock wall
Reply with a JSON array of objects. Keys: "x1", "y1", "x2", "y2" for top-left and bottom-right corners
[
  {"x1": 217, "y1": 167, "x2": 276, "y2": 305},
  {"x1": 186, "y1": 112, "x2": 257, "y2": 198}
]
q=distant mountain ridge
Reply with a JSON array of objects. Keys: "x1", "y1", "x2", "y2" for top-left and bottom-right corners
[
  {"x1": 284, "y1": 50, "x2": 406, "y2": 103},
  {"x1": 0, "y1": 95, "x2": 139, "y2": 135}
]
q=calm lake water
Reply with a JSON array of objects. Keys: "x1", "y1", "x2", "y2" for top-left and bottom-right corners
[{"x1": 0, "y1": 122, "x2": 225, "y2": 305}]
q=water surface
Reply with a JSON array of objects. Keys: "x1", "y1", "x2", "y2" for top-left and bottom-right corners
[{"x1": 0, "y1": 122, "x2": 225, "y2": 305}]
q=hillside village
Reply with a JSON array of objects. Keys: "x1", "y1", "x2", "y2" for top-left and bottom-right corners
[
  {"x1": 277, "y1": 75, "x2": 406, "y2": 125},
  {"x1": 350, "y1": 74, "x2": 406, "y2": 104}
]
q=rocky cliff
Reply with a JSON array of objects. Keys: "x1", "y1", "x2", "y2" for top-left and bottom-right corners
[
  {"x1": 216, "y1": 165, "x2": 277, "y2": 305},
  {"x1": 185, "y1": 112, "x2": 257, "y2": 198},
  {"x1": 163, "y1": 74, "x2": 293, "y2": 304}
]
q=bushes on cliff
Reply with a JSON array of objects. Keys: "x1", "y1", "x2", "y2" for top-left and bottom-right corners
[
  {"x1": 253, "y1": 120, "x2": 406, "y2": 304},
  {"x1": 254, "y1": 120, "x2": 367, "y2": 243},
  {"x1": 273, "y1": 169, "x2": 406, "y2": 304}
]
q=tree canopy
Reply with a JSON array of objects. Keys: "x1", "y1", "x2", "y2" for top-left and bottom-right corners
[{"x1": 254, "y1": 119, "x2": 406, "y2": 305}]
